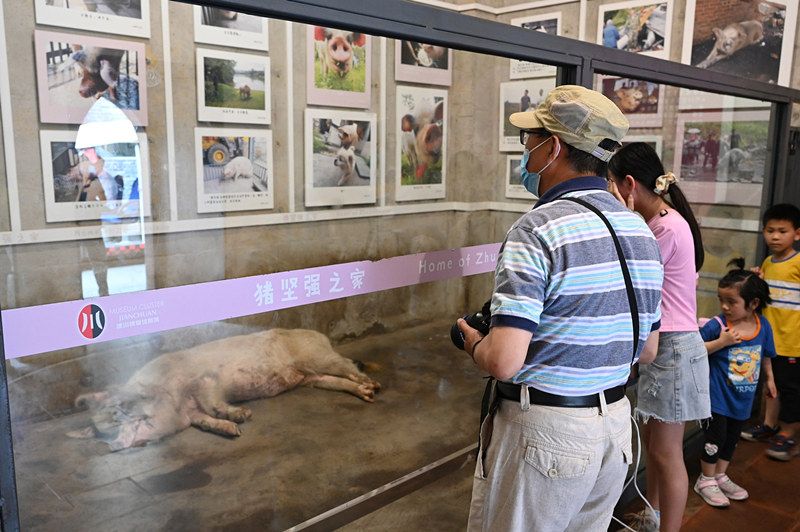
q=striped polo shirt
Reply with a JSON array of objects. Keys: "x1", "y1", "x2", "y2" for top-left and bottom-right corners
[
  {"x1": 491, "y1": 176, "x2": 663, "y2": 396},
  {"x1": 761, "y1": 253, "x2": 800, "y2": 357}
]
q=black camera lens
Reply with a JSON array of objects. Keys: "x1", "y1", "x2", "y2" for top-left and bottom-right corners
[{"x1": 450, "y1": 310, "x2": 492, "y2": 351}]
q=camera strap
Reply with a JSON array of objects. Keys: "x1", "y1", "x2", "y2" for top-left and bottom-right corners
[{"x1": 559, "y1": 196, "x2": 640, "y2": 366}]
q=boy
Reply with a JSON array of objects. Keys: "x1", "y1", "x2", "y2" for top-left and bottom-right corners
[{"x1": 741, "y1": 204, "x2": 800, "y2": 460}]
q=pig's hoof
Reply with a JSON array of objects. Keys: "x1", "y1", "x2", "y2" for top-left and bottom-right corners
[
  {"x1": 357, "y1": 384, "x2": 376, "y2": 402},
  {"x1": 230, "y1": 407, "x2": 252, "y2": 423}
]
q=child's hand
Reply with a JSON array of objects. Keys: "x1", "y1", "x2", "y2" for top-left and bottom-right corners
[
  {"x1": 766, "y1": 378, "x2": 777, "y2": 398},
  {"x1": 720, "y1": 327, "x2": 742, "y2": 347},
  {"x1": 749, "y1": 266, "x2": 763, "y2": 279}
]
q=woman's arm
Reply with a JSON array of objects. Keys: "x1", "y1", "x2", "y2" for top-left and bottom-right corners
[
  {"x1": 638, "y1": 331, "x2": 660, "y2": 365},
  {"x1": 763, "y1": 357, "x2": 777, "y2": 398}
]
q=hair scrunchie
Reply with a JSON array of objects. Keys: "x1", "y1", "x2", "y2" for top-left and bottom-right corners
[{"x1": 653, "y1": 171, "x2": 678, "y2": 196}]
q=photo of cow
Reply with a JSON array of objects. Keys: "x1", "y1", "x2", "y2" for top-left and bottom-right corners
[
  {"x1": 598, "y1": 76, "x2": 663, "y2": 128},
  {"x1": 681, "y1": 0, "x2": 797, "y2": 86},
  {"x1": 35, "y1": 0, "x2": 150, "y2": 38},
  {"x1": 193, "y1": 6, "x2": 269, "y2": 50},
  {"x1": 394, "y1": 41, "x2": 453, "y2": 86},
  {"x1": 34, "y1": 30, "x2": 147, "y2": 126},
  {"x1": 499, "y1": 79, "x2": 556, "y2": 152},
  {"x1": 597, "y1": 0, "x2": 672, "y2": 59},
  {"x1": 509, "y1": 13, "x2": 561, "y2": 79},
  {"x1": 196, "y1": 48, "x2": 271, "y2": 124},
  {"x1": 307, "y1": 26, "x2": 371, "y2": 108}
]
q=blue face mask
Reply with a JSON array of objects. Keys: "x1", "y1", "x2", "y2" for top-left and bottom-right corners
[{"x1": 520, "y1": 136, "x2": 559, "y2": 196}]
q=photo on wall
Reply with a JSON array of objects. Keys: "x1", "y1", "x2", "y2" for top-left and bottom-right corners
[
  {"x1": 34, "y1": 30, "x2": 148, "y2": 126},
  {"x1": 597, "y1": 0, "x2": 672, "y2": 59},
  {"x1": 498, "y1": 78, "x2": 556, "y2": 152},
  {"x1": 673, "y1": 110, "x2": 770, "y2": 207},
  {"x1": 505, "y1": 155, "x2": 532, "y2": 200},
  {"x1": 304, "y1": 109, "x2": 377, "y2": 207},
  {"x1": 509, "y1": 13, "x2": 561, "y2": 79},
  {"x1": 193, "y1": 6, "x2": 269, "y2": 50},
  {"x1": 598, "y1": 76, "x2": 663, "y2": 128},
  {"x1": 34, "y1": 0, "x2": 150, "y2": 38},
  {"x1": 40, "y1": 130, "x2": 151, "y2": 223},
  {"x1": 621, "y1": 134, "x2": 663, "y2": 157},
  {"x1": 308, "y1": 26, "x2": 371, "y2": 108},
  {"x1": 394, "y1": 41, "x2": 453, "y2": 86},
  {"x1": 196, "y1": 48, "x2": 271, "y2": 124},
  {"x1": 681, "y1": 0, "x2": 797, "y2": 86},
  {"x1": 396, "y1": 86, "x2": 447, "y2": 202},
  {"x1": 195, "y1": 128, "x2": 274, "y2": 213}
]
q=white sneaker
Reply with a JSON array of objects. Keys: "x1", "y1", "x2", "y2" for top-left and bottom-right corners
[
  {"x1": 715, "y1": 474, "x2": 748, "y2": 500},
  {"x1": 694, "y1": 475, "x2": 730, "y2": 508}
]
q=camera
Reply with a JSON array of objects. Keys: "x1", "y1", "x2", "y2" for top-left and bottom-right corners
[{"x1": 450, "y1": 299, "x2": 492, "y2": 350}]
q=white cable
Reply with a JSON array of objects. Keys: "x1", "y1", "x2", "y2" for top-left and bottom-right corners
[{"x1": 611, "y1": 415, "x2": 657, "y2": 531}]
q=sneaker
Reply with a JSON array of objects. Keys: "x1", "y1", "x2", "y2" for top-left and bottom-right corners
[
  {"x1": 715, "y1": 474, "x2": 749, "y2": 500},
  {"x1": 623, "y1": 507, "x2": 659, "y2": 532},
  {"x1": 693, "y1": 476, "x2": 731, "y2": 507},
  {"x1": 766, "y1": 434, "x2": 799, "y2": 461},
  {"x1": 740, "y1": 423, "x2": 780, "y2": 442}
]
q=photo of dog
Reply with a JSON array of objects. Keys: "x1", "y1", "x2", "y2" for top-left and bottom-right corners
[
  {"x1": 499, "y1": 79, "x2": 556, "y2": 152},
  {"x1": 682, "y1": 0, "x2": 797, "y2": 85},
  {"x1": 193, "y1": 6, "x2": 269, "y2": 50},
  {"x1": 35, "y1": 0, "x2": 150, "y2": 38},
  {"x1": 394, "y1": 40, "x2": 453, "y2": 86},
  {"x1": 307, "y1": 26, "x2": 371, "y2": 108},
  {"x1": 196, "y1": 49, "x2": 271, "y2": 124},
  {"x1": 305, "y1": 109, "x2": 377, "y2": 207},
  {"x1": 598, "y1": 76, "x2": 663, "y2": 128},
  {"x1": 195, "y1": 128, "x2": 274, "y2": 213},
  {"x1": 597, "y1": 0, "x2": 672, "y2": 59},
  {"x1": 510, "y1": 13, "x2": 561, "y2": 79},
  {"x1": 34, "y1": 30, "x2": 147, "y2": 125}
]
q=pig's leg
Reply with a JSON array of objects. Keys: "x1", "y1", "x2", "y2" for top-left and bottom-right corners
[
  {"x1": 193, "y1": 376, "x2": 253, "y2": 423},
  {"x1": 189, "y1": 412, "x2": 242, "y2": 437},
  {"x1": 301, "y1": 374, "x2": 377, "y2": 402},
  {"x1": 317, "y1": 354, "x2": 382, "y2": 392}
]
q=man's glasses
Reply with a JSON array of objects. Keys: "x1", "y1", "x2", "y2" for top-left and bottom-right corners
[{"x1": 519, "y1": 129, "x2": 548, "y2": 146}]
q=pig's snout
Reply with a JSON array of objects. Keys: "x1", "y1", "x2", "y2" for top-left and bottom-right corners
[
  {"x1": 328, "y1": 37, "x2": 353, "y2": 74},
  {"x1": 423, "y1": 124, "x2": 443, "y2": 156}
]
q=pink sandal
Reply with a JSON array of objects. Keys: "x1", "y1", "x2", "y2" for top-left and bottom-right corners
[{"x1": 694, "y1": 476, "x2": 730, "y2": 507}]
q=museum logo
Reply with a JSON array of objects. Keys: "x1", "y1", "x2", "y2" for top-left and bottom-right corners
[{"x1": 78, "y1": 304, "x2": 105, "y2": 339}]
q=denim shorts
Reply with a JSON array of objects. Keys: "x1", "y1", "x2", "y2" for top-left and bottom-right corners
[{"x1": 635, "y1": 331, "x2": 711, "y2": 423}]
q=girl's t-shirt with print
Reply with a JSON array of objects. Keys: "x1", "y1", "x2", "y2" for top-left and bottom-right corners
[{"x1": 700, "y1": 315, "x2": 776, "y2": 420}]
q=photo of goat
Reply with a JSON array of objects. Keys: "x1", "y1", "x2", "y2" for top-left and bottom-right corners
[
  {"x1": 35, "y1": 30, "x2": 147, "y2": 125},
  {"x1": 193, "y1": 6, "x2": 268, "y2": 50},
  {"x1": 598, "y1": 0, "x2": 671, "y2": 59},
  {"x1": 684, "y1": 0, "x2": 796, "y2": 85},
  {"x1": 395, "y1": 40, "x2": 453, "y2": 86},
  {"x1": 35, "y1": 0, "x2": 150, "y2": 38},
  {"x1": 196, "y1": 49, "x2": 270, "y2": 124},
  {"x1": 510, "y1": 13, "x2": 560, "y2": 79},
  {"x1": 307, "y1": 26, "x2": 371, "y2": 108},
  {"x1": 195, "y1": 128, "x2": 274, "y2": 213},
  {"x1": 499, "y1": 79, "x2": 555, "y2": 152},
  {"x1": 599, "y1": 76, "x2": 663, "y2": 128}
]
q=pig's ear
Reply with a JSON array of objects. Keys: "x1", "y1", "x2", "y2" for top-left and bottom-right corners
[
  {"x1": 66, "y1": 427, "x2": 96, "y2": 439},
  {"x1": 712, "y1": 28, "x2": 723, "y2": 40},
  {"x1": 433, "y1": 101, "x2": 445, "y2": 122},
  {"x1": 314, "y1": 26, "x2": 326, "y2": 41},
  {"x1": 352, "y1": 33, "x2": 367, "y2": 48}
]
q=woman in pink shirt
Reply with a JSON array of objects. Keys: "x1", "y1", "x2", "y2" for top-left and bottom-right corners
[{"x1": 608, "y1": 143, "x2": 710, "y2": 532}]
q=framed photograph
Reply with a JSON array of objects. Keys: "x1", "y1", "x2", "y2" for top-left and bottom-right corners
[
  {"x1": 498, "y1": 79, "x2": 556, "y2": 152},
  {"x1": 673, "y1": 110, "x2": 770, "y2": 206},
  {"x1": 195, "y1": 128, "x2": 274, "y2": 213},
  {"x1": 505, "y1": 155, "x2": 532, "y2": 200},
  {"x1": 394, "y1": 41, "x2": 453, "y2": 86},
  {"x1": 307, "y1": 26, "x2": 371, "y2": 108},
  {"x1": 598, "y1": 76, "x2": 663, "y2": 128},
  {"x1": 34, "y1": 0, "x2": 150, "y2": 38},
  {"x1": 681, "y1": 0, "x2": 797, "y2": 86},
  {"x1": 678, "y1": 88, "x2": 770, "y2": 111},
  {"x1": 193, "y1": 6, "x2": 269, "y2": 51},
  {"x1": 597, "y1": 0, "x2": 672, "y2": 60},
  {"x1": 196, "y1": 48, "x2": 271, "y2": 124},
  {"x1": 509, "y1": 13, "x2": 561, "y2": 79},
  {"x1": 621, "y1": 134, "x2": 663, "y2": 157},
  {"x1": 396, "y1": 86, "x2": 447, "y2": 202},
  {"x1": 304, "y1": 109, "x2": 377, "y2": 207},
  {"x1": 34, "y1": 30, "x2": 148, "y2": 126},
  {"x1": 40, "y1": 130, "x2": 151, "y2": 223}
]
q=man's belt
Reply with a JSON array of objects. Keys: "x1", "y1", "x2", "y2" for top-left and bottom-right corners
[{"x1": 495, "y1": 381, "x2": 626, "y2": 408}]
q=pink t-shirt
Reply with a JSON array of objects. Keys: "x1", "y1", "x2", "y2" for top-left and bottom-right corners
[{"x1": 647, "y1": 208, "x2": 699, "y2": 332}]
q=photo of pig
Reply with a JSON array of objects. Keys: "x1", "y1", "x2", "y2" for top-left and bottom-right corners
[
  {"x1": 34, "y1": 30, "x2": 147, "y2": 125},
  {"x1": 598, "y1": 76, "x2": 663, "y2": 128},
  {"x1": 394, "y1": 40, "x2": 453, "y2": 86},
  {"x1": 67, "y1": 328, "x2": 381, "y2": 451},
  {"x1": 35, "y1": 0, "x2": 150, "y2": 38},
  {"x1": 307, "y1": 26, "x2": 371, "y2": 108},
  {"x1": 597, "y1": 0, "x2": 671, "y2": 59},
  {"x1": 396, "y1": 87, "x2": 447, "y2": 195},
  {"x1": 498, "y1": 79, "x2": 556, "y2": 152},
  {"x1": 683, "y1": 0, "x2": 796, "y2": 85},
  {"x1": 510, "y1": 13, "x2": 561, "y2": 79},
  {"x1": 505, "y1": 155, "x2": 529, "y2": 200},
  {"x1": 196, "y1": 49, "x2": 271, "y2": 124},
  {"x1": 195, "y1": 127, "x2": 274, "y2": 213},
  {"x1": 305, "y1": 109, "x2": 377, "y2": 207},
  {"x1": 193, "y1": 5, "x2": 269, "y2": 50}
]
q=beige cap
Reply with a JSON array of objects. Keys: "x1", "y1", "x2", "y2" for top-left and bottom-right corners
[{"x1": 510, "y1": 85, "x2": 629, "y2": 162}]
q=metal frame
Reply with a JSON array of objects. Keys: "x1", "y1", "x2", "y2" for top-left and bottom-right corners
[{"x1": 2, "y1": 0, "x2": 798, "y2": 529}]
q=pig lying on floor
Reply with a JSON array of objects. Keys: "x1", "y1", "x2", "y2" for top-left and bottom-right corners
[{"x1": 68, "y1": 329, "x2": 381, "y2": 451}]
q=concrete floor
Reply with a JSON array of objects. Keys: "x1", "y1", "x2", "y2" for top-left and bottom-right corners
[{"x1": 11, "y1": 319, "x2": 485, "y2": 531}]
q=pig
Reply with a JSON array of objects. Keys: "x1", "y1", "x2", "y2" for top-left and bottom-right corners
[
  {"x1": 613, "y1": 86, "x2": 645, "y2": 113},
  {"x1": 68, "y1": 329, "x2": 381, "y2": 451},
  {"x1": 222, "y1": 156, "x2": 253, "y2": 181},
  {"x1": 238, "y1": 85, "x2": 251, "y2": 100},
  {"x1": 400, "y1": 99, "x2": 444, "y2": 181},
  {"x1": 314, "y1": 27, "x2": 366, "y2": 78},
  {"x1": 696, "y1": 20, "x2": 764, "y2": 69},
  {"x1": 70, "y1": 45, "x2": 125, "y2": 100},
  {"x1": 333, "y1": 145, "x2": 357, "y2": 186}
]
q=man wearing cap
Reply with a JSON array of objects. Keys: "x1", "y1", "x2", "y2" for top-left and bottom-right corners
[{"x1": 458, "y1": 85, "x2": 664, "y2": 531}]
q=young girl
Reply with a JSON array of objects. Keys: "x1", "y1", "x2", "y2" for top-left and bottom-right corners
[
  {"x1": 608, "y1": 143, "x2": 710, "y2": 532},
  {"x1": 695, "y1": 259, "x2": 777, "y2": 506}
]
